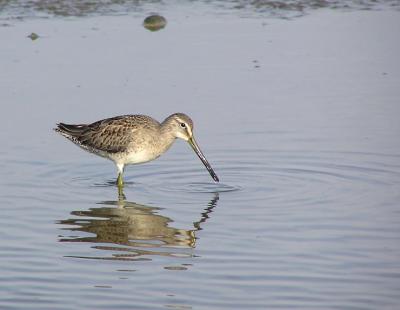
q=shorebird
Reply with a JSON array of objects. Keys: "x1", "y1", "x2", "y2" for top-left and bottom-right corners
[{"x1": 54, "y1": 113, "x2": 219, "y2": 187}]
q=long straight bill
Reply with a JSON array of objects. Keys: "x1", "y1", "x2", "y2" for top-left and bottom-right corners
[{"x1": 188, "y1": 137, "x2": 219, "y2": 182}]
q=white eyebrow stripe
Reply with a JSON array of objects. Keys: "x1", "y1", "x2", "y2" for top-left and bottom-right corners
[
  {"x1": 187, "y1": 125, "x2": 193, "y2": 137},
  {"x1": 176, "y1": 117, "x2": 193, "y2": 136}
]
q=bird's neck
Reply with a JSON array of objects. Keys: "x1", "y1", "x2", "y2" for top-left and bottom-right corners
[{"x1": 158, "y1": 123, "x2": 177, "y2": 153}]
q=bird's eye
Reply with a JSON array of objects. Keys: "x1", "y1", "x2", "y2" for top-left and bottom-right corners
[{"x1": 180, "y1": 123, "x2": 186, "y2": 128}]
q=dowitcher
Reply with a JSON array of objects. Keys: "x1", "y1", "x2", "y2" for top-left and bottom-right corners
[{"x1": 54, "y1": 113, "x2": 219, "y2": 187}]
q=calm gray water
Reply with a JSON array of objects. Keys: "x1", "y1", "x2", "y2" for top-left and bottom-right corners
[{"x1": 1, "y1": 2, "x2": 400, "y2": 309}]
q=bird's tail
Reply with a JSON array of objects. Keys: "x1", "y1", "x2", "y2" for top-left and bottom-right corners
[{"x1": 54, "y1": 123, "x2": 87, "y2": 139}]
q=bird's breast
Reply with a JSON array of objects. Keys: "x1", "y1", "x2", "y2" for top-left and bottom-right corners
[{"x1": 123, "y1": 138, "x2": 174, "y2": 165}]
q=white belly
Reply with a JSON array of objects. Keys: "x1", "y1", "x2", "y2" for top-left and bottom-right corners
[
  {"x1": 105, "y1": 148, "x2": 160, "y2": 167},
  {"x1": 123, "y1": 149, "x2": 159, "y2": 165}
]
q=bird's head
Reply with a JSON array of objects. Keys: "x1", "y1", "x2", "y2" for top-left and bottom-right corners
[{"x1": 164, "y1": 113, "x2": 219, "y2": 182}]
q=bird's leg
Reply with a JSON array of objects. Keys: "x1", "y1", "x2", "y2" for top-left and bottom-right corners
[
  {"x1": 117, "y1": 172, "x2": 124, "y2": 187},
  {"x1": 116, "y1": 173, "x2": 126, "y2": 200},
  {"x1": 117, "y1": 179, "x2": 126, "y2": 201},
  {"x1": 116, "y1": 163, "x2": 125, "y2": 188}
]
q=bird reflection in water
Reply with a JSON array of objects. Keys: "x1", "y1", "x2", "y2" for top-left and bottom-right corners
[{"x1": 58, "y1": 189, "x2": 219, "y2": 261}]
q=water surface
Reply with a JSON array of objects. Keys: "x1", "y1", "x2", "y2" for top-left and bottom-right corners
[{"x1": 1, "y1": 2, "x2": 400, "y2": 309}]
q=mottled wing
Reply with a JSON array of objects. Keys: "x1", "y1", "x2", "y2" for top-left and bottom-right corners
[{"x1": 78, "y1": 116, "x2": 136, "y2": 153}]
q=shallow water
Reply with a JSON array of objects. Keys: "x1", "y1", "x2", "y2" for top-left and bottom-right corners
[{"x1": 1, "y1": 2, "x2": 400, "y2": 309}]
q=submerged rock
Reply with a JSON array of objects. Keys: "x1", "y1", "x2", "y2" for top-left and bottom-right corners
[{"x1": 143, "y1": 14, "x2": 167, "y2": 32}]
